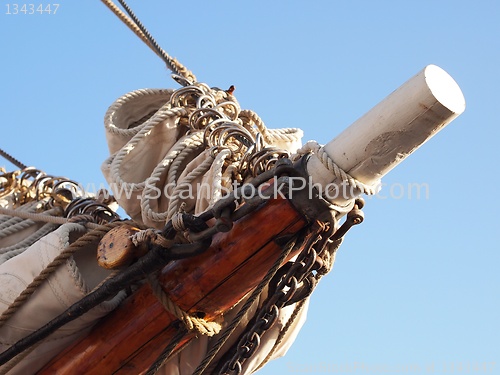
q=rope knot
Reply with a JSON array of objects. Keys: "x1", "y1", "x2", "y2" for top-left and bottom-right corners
[
  {"x1": 148, "y1": 275, "x2": 222, "y2": 337},
  {"x1": 131, "y1": 228, "x2": 173, "y2": 249},
  {"x1": 171, "y1": 203, "x2": 195, "y2": 243},
  {"x1": 295, "y1": 140, "x2": 380, "y2": 196}
]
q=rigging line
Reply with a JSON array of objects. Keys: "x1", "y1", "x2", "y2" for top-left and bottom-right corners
[
  {"x1": 105, "y1": 0, "x2": 196, "y2": 84},
  {"x1": 0, "y1": 148, "x2": 27, "y2": 170},
  {"x1": 145, "y1": 325, "x2": 189, "y2": 375},
  {"x1": 100, "y1": 0, "x2": 156, "y2": 53}
]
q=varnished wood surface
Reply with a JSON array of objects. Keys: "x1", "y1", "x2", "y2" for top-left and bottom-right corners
[{"x1": 38, "y1": 196, "x2": 308, "y2": 374}]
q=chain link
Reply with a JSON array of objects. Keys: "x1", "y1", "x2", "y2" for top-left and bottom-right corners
[{"x1": 218, "y1": 220, "x2": 335, "y2": 375}]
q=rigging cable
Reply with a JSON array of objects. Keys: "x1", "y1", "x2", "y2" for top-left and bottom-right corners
[
  {"x1": 0, "y1": 149, "x2": 27, "y2": 170},
  {"x1": 101, "y1": 0, "x2": 197, "y2": 84}
]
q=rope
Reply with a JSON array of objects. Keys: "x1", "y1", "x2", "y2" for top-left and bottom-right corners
[
  {"x1": 130, "y1": 228, "x2": 174, "y2": 249},
  {"x1": 108, "y1": 107, "x2": 188, "y2": 198},
  {"x1": 145, "y1": 326, "x2": 189, "y2": 375},
  {"x1": 147, "y1": 274, "x2": 222, "y2": 336},
  {"x1": 0, "y1": 217, "x2": 35, "y2": 240},
  {"x1": 296, "y1": 140, "x2": 379, "y2": 196},
  {"x1": 0, "y1": 221, "x2": 126, "y2": 328},
  {"x1": 101, "y1": 0, "x2": 197, "y2": 84},
  {"x1": 0, "y1": 207, "x2": 60, "y2": 240},
  {"x1": 192, "y1": 236, "x2": 300, "y2": 375},
  {"x1": 0, "y1": 207, "x2": 102, "y2": 230},
  {"x1": 0, "y1": 223, "x2": 59, "y2": 263},
  {"x1": 166, "y1": 154, "x2": 215, "y2": 220},
  {"x1": 0, "y1": 341, "x2": 39, "y2": 375},
  {"x1": 104, "y1": 88, "x2": 174, "y2": 144},
  {"x1": 0, "y1": 149, "x2": 27, "y2": 170},
  {"x1": 139, "y1": 132, "x2": 204, "y2": 225},
  {"x1": 170, "y1": 212, "x2": 186, "y2": 232},
  {"x1": 210, "y1": 149, "x2": 232, "y2": 207},
  {"x1": 239, "y1": 110, "x2": 302, "y2": 146},
  {"x1": 254, "y1": 299, "x2": 308, "y2": 372}
]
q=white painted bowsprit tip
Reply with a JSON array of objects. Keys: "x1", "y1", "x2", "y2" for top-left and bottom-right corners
[
  {"x1": 424, "y1": 64, "x2": 466, "y2": 115},
  {"x1": 306, "y1": 64, "x2": 466, "y2": 206}
]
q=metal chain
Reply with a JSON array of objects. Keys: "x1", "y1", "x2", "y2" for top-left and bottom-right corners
[
  {"x1": 216, "y1": 198, "x2": 366, "y2": 374},
  {"x1": 216, "y1": 221, "x2": 332, "y2": 375}
]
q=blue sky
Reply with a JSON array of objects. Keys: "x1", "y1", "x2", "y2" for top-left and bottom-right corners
[{"x1": 1, "y1": 1, "x2": 499, "y2": 374}]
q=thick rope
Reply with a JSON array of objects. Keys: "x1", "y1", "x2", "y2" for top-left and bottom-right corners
[
  {"x1": 108, "y1": 107, "x2": 188, "y2": 194},
  {"x1": 0, "y1": 207, "x2": 60, "y2": 239},
  {"x1": 0, "y1": 207, "x2": 102, "y2": 230},
  {"x1": 239, "y1": 110, "x2": 302, "y2": 146},
  {"x1": 130, "y1": 228, "x2": 174, "y2": 249},
  {"x1": 209, "y1": 149, "x2": 232, "y2": 207},
  {"x1": 192, "y1": 236, "x2": 299, "y2": 375},
  {"x1": 0, "y1": 341, "x2": 39, "y2": 375},
  {"x1": 147, "y1": 274, "x2": 222, "y2": 336},
  {"x1": 0, "y1": 223, "x2": 59, "y2": 263},
  {"x1": 104, "y1": 88, "x2": 174, "y2": 139},
  {"x1": 0, "y1": 221, "x2": 126, "y2": 328},
  {"x1": 140, "y1": 132, "x2": 204, "y2": 225},
  {"x1": 0, "y1": 217, "x2": 35, "y2": 239},
  {"x1": 165, "y1": 136, "x2": 205, "y2": 194},
  {"x1": 296, "y1": 140, "x2": 379, "y2": 195},
  {"x1": 166, "y1": 154, "x2": 215, "y2": 220}
]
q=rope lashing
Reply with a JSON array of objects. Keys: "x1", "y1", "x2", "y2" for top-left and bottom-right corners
[
  {"x1": 0, "y1": 220, "x2": 127, "y2": 329},
  {"x1": 191, "y1": 234, "x2": 302, "y2": 375},
  {"x1": 0, "y1": 219, "x2": 209, "y2": 367},
  {"x1": 295, "y1": 140, "x2": 380, "y2": 196},
  {"x1": 147, "y1": 274, "x2": 222, "y2": 337},
  {"x1": 130, "y1": 227, "x2": 174, "y2": 249}
]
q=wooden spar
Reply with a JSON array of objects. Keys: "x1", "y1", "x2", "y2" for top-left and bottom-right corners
[
  {"x1": 306, "y1": 64, "x2": 466, "y2": 205},
  {"x1": 38, "y1": 193, "x2": 316, "y2": 374},
  {"x1": 37, "y1": 65, "x2": 466, "y2": 374}
]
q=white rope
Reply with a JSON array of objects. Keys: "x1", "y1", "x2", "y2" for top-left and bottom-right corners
[
  {"x1": 239, "y1": 109, "x2": 302, "y2": 145},
  {"x1": 210, "y1": 149, "x2": 232, "y2": 207},
  {"x1": 0, "y1": 205, "x2": 59, "y2": 239},
  {"x1": 108, "y1": 106, "x2": 188, "y2": 193},
  {"x1": 140, "y1": 132, "x2": 204, "y2": 225},
  {"x1": 166, "y1": 155, "x2": 215, "y2": 220},
  {"x1": 0, "y1": 223, "x2": 59, "y2": 263},
  {"x1": 165, "y1": 135, "x2": 205, "y2": 192},
  {"x1": 108, "y1": 82, "x2": 308, "y2": 231},
  {"x1": 296, "y1": 140, "x2": 379, "y2": 196},
  {"x1": 104, "y1": 88, "x2": 174, "y2": 139},
  {"x1": 0, "y1": 207, "x2": 102, "y2": 229}
]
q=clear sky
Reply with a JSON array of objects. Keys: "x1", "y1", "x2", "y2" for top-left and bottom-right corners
[{"x1": 1, "y1": 1, "x2": 499, "y2": 374}]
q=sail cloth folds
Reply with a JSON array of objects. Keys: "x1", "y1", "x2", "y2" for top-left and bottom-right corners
[
  {"x1": 0, "y1": 223, "x2": 125, "y2": 374},
  {"x1": 101, "y1": 84, "x2": 308, "y2": 373},
  {"x1": 101, "y1": 84, "x2": 304, "y2": 228}
]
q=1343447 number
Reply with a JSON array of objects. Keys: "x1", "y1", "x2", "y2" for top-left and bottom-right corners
[{"x1": 5, "y1": 4, "x2": 60, "y2": 15}]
